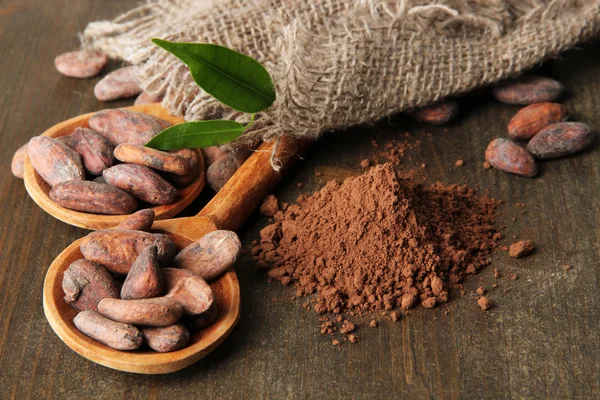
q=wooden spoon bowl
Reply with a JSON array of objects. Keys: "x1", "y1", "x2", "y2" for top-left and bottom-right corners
[
  {"x1": 43, "y1": 134, "x2": 311, "y2": 373},
  {"x1": 23, "y1": 104, "x2": 205, "y2": 230}
]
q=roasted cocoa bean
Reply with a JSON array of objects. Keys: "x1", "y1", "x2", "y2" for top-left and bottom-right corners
[
  {"x1": 140, "y1": 324, "x2": 190, "y2": 352},
  {"x1": 54, "y1": 50, "x2": 107, "y2": 79},
  {"x1": 485, "y1": 138, "x2": 538, "y2": 177},
  {"x1": 508, "y1": 103, "x2": 569, "y2": 140},
  {"x1": 73, "y1": 310, "x2": 143, "y2": 350},
  {"x1": 28, "y1": 136, "x2": 85, "y2": 187},
  {"x1": 174, "y1": 230, "x2": 241, "y2": 281},
  {"x1": 98, "y1": 297, "x2": 184, "y2": 327},
  {"x1": 164, "y1": 149, "x2": 200, "y2": 186},
  {"x1": 134, "y1": 91, "x2": 163, "y2": 106},
  {"x1": 186, "y1": 301, "x2": 219, "y2": 330},
  {"x1": 50, "y1": 180, "x2": 137, "y2": 215},
  {"x1": 103, "y1": 164, "x2": 177, "y2": 205},
  {"x1": 527, "y1": 122, "x2": 593, "y2": 159},
  {"x1": 493, "y1": 75, "x2": 564, "y2": 105},
  {"x1": 206, "y1": 151, "x2": 248, "y2": 191},
  {"x1": 62, "y1": 259, "x2": 120, "y2": 312},
  {"x1": 65, "y1": 127, "x2": 115, "y2": 175},
  {"x1": 162, "y1": 268, "x2": 213, "y2": 315},
  {"x1": 121, "y1": 245, "x2": 163, "y2": 300},
  {"x1": 11, "y1": 143, "x2": 28, "y2": 179},
  {"x1": 93, "y1": 175, "x2": 107, "y2": 184},
  {"x1": 88, "y1": 109, "x2": 163, "y2": 146},
  {"x1": 201, "y1": 146, "x2": 227, "y2": 167},
  {"x1": 94, "y1": 66, "x2": 142, "y2": 101},
  {"x1": 409, "y1": 99, "x2": 458, "y2": 125},
  {"x1": 116, "y1": 209, "x2": 155, "y2": 231},
  {"x1": 80, "y1": 229, "x2": 176, "y2": 274},
  {"x1": 114, "y1": 144, "x2": 190, "y2": 175}
]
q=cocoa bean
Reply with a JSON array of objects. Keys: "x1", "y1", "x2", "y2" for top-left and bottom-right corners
[
  {"x1": 527, "y1": 122, "x2": 593, "y2": 159},
  {"x1": 201, "y1": 146, "x2": 227, "y2": 167},
  {"x1": 28, "y1": 136, "x2": 85, "y2": 187},
  {"x1": 50, "y1": 180, "x2": 137, "y2": 215},
  {"x1": 62, "y1": 259, "x2": 120, "y2": 312},
  {"x1": 88, "y1": 109, "x2": 162, "y2": 146},
  {"x1": 164, "y1": 149, "x2": 199, "y2": 186},
  {"x1": 80, "y1": 229, "x2": 176, "y2": 274},
  {"x1": 116, "y1": 209, "x2": 155, "y2": 231},
  {"x1": 121, "y1": 245, "x2": 163, "y2": 300},
  {"x1": 103, "y1": 164, "x2": 177, "y2": 205},
  {"x1": 148, "y1": 115, "x2": 171, "y2": 131},
  {"x1": 73, "y1": 310, "x2": 143, "y2": 350},
  {"x1": 11, "y1": 143, "x2": 28, "y2": 179},
  {"x1": 98, "y1": 297, "x2": 184, "y2": 327},
  {"x1": 206, "y1": 151, "x2": 249, "y2": 191},
  {"x1": 508, "y1": 103, "x2": 569, "y2": 140},
  {"x1": 186, "y1": 301, "x2": 219, "y2": 330},
  {"x1": 64, "y1": 127, "x2": 115, "y2": 175},
  {"x1": 409, "y1": 99, "x2": 458, "y2": 125},
  {"x1": 54, "y1": 50, "x2": 107, "y2": 79},
  {"x1": 134, "y1": 91, "x2": 163, "y2": 106},
  {"x1": 485, "y1": 138, "x2": 538, "y2": 177},
  {"x1": 94, "y1": 66, "x2": 142, "y2": 101},
  {"x1": 173, "y1": 230, "x2": 241, "y2": 281},
  {"x1": 140, "y1": 324, "x2": 190, "y2": 352},
  {"x1": 114, "y1": 144, "x2": 190, "y2": 175},
  {"x1": 493, "y1": 75, "x2": 564, "y2": 105},
  {"x1": 162, "y1": 268, "x2": 213, "y2": 315},
  {"x1": 93, "y1": 176, "x2": 107, "y2": 184}
]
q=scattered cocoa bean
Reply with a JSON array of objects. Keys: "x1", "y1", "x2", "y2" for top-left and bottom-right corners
[
  {"x1": 98, "y1": 297, "x2": 183, "y2": 327},
  {"x1": 116, "y1": 209, "x2": 155, "y2": 231},
  {"x1": 114, "y1": 144, "x2": 190, "y2": 175},
  {"x1": 164, "y1": 148, "x2": 200, "y2": 186},
  {"x1": 50, "y1": 180, "x2": 137, "y2": 215},
  {"x1": 11, "y1": 143, "x2": 28, "y2": 179},
  {"x1": 88, "y1": 109, "x2": 163, "y2": 146},
  {"x1": 140, "y1": 324, "x2": 190, "y2": 352},
  {"x1": 28, "y1": 136, "x2": 85, "y2": 187},
  {"x1": 201, "y1": 146, "x2": 227, "y2": 167},
  {"x1": 508, "y1": 103, "x2": 569, "y2": 140},
  {"x1": 509, "y1": 240, "x2": 535, "y2": 258},
  {"x1": 527, "y1": 122, "x2": 593, "y2": 159},
  {"x1": 121, "y1": 245, "x2": 163, "y2": 300},
  {"x1": 186, "y1": 301, "x2": 219, "y2": 330},
  {"x1": 62, "y1": 259, "x2": 120, "y2": 312},
  {"x1": 173, "y1": 230, "x2": 241, "y2": 281},
  {"x1": 103, "y1": 164, "x2": 177, "y2": 205},
  {"x1": 94, "y1": 66, "x2": 142, "y2": 101},
  {"x1": 485, "y1": 138, "x2": 538, "y2": 177},
  {"x1": 74, "y1": 310, "x2": 143, "y2": 350},
  {"x1": 134, "y1": 91, "x2": 163, "y2": 106},
  {"x1": 162, "y1": 268, "x2": 213, "y2": 315},
  {"x1": 64, "y1": 127, "x2": 115, "y2": 175},
  {"x1": 80, "y1": 229, "x2": 176, "y2": 274},
  {"x1": 206, "y1": 150, "x2": 249, "y2": 191},
  {"x1": 54, "y1": 50, "x2": 107, "y2": 79},
  {"x1": 492, "y1": 75, "x2": 564, "y2": 105},
  {"x1": 409, "y1": 99, "x2": 458, "y2": 125}
]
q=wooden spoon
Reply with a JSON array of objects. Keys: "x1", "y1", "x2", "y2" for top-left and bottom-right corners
[
  {"x1": 44, "y1": 135, "x2": 311, "y2": 374},
  {"x1": 23, "y1": 104, "x2": 205, "y2": 230}
]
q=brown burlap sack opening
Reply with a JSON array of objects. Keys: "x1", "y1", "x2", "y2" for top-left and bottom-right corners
[{"x1": 82, "y1": 0, "x2": 600, "y2": 169}]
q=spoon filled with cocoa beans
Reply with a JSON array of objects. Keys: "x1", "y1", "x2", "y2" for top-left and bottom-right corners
[{"x1": 43, "y1": 129, "x2": 310, "y2": 373}]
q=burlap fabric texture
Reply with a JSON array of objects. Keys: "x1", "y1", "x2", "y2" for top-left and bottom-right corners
[{"x1": 83, "y1": 0, "x2": 600, "y2": 168}]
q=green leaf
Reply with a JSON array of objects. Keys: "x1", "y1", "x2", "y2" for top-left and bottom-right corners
[
  {"x1": 145, "y1": 120, "x2": 246, "y2": 150},
  {"x1": 152, "y1": 38, "x2": 276, "y2": 113}
]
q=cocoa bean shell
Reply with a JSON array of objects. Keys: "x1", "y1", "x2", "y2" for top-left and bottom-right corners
[{"x1": 50, "y1": 180, "x2": 137, "y2": 215}]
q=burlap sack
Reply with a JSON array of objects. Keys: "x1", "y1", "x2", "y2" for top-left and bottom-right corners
[{"x1": 83, "y1": 0, "x2": 600, "y2": 168}]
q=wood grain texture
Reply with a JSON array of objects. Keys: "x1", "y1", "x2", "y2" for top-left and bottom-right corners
[{"x1": 0, "y1": 0, "x2": 599, "y2": 398}]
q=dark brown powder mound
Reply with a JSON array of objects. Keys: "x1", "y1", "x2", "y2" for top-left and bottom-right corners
[{"x1": 254, "y1": 163, "x2": 502, "y2": 316}]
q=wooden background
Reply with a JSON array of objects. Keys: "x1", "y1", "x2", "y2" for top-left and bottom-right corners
[{"x1": 0, "y1": 1, "x2": 599, "y2": 399}]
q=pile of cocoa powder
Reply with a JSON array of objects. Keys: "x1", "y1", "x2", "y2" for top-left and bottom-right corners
[{"x1": 253, "y1": 164, "x2": 503, "y2": 333}]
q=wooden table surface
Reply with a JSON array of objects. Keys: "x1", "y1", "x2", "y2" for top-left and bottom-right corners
[{"x1": 1, "y1": 1, "x2": 599, "y2": 399}]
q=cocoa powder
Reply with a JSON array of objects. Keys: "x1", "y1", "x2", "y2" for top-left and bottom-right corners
[{"x1": 254, "y1": 164, "x2": 502, "y2": 318}]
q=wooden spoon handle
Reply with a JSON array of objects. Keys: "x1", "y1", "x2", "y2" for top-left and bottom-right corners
[{"x1": 198, "y1": 137, "x2": 312, "y2": 231}]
